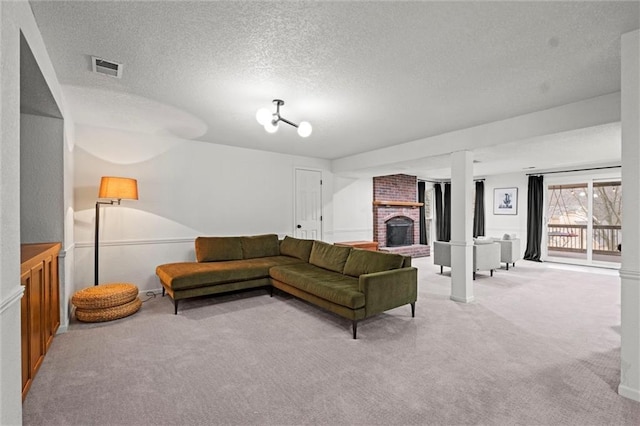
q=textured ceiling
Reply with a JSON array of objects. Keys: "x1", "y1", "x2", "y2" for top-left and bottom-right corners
[{"x1": 29, "y1": 1, "x2": 639, "y2": 176}]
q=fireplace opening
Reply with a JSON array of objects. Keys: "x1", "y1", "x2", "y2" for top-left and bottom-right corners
[{"x1": 386, "y1": 216, "x2": 414, "y2": 247}]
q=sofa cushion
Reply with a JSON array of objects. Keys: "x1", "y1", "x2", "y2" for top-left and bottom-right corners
[
  {"x1": 270, "y1": 263, "x2": 364, "y2": 309},
  {"x1": 241, "y1": 234, "x2": 280, "y2": 259},
  {"x1": 157, "y1": 256, "x2": 304, "y2": 291},
  {"x1": 343, "y1": 249, "x2": 405, "y2": 277},
  {"x1": 195, "y1": 236, "x2": 243, "y2": 262},
  {"x1": 279, "y1": 236, "x2": 314, "y2": 261},
  {"x1": 309, "y1": 241, "x2": 352, "y2": 273}
]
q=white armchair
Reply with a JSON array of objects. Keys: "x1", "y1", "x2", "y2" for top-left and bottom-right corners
[
  {"x1": 433, "y1": 241, "x2": 501, "y2": 279},
  {"x1": 433, "y1": 241, "x2": 452, "y2": 274},
  {"x1": 493, "y1": 238, "x2": 521, "y2": 270},
  {"x1": 473, "y1": 241, "x2": 501, "y2": 278}
]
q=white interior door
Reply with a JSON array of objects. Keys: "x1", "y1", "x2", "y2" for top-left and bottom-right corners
[{"x1": 294, "y1": 168, "x2": 322, "y2": 239}]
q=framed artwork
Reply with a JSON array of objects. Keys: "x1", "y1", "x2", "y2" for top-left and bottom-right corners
[{"x1": 494, "y1": 187, "x2": 518, "y2": 215}]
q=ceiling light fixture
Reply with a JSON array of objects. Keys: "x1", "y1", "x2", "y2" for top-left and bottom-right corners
[{"x1": 256, "y1": 99, "x2": 312, "y2": 138}]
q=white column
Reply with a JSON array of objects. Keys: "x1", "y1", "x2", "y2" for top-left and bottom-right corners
[
  {"x1": 619, "y1": 29, "x2": 640, "y2": 402},
  {"x1": 450, "y1": 150, "x2": 474, "y2": 303},
  {"x1": 0, "y1": 2, "x2": 24, "y2": 425}
]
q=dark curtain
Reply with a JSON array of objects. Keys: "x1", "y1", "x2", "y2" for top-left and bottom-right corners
[
  {"x1": 443, "y1": 183, "x2": 451, "y2": 242},
  {"x1": 524, "y1": 175, "x2": 544, "y2": 261},
  {"x1": 418, "y1": 181, "x2": 427, "y2": 245},
  {"x1": 473, "y1": 181, "x2": 485, "y2": 237},
  {"x1": 435, "y1": 183, "x2": 443, "y2": 241}
]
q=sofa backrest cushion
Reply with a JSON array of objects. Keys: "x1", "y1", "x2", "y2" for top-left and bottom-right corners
[
  {"x1": 241, "y1": 234, "x2": 280, "y2": 259},
  {"x1": 195, "y1": 236, "x2": 243, "y2": 262},
  {"x1": 309, "y1": 241, "x2": 352, "y2": 273},
  {"x1": 279, "y1": 236, "x2": 314, "y2": 262},
  {"x1": 343, "y1": 249, "x2": 405, "y2": 277}
]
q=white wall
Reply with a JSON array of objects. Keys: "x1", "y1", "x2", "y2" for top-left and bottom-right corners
[
  {"x1": 20, "y1": 113, "x2": 64, "y2": 243},
  {"x1": 329, "y1": 176, "x2": 373, "y2": 242},
  {"x1": 20, "y1": 112, "x2": 75, "y2": 331},
  {"x1": 483, "y1": 173, "x2": 529, "y2": 246},
  {"x1": 73, "y1": 124, "x2": 332, "y2": 293},
  {"x1": 0, "y1": 7, "x2": 26, "y2": 420},
  {"x1": 61, "y1": 117, "x2": 75, "y2": 331},
  {"x1": 0, "y1": 1, "x2": 73, "y2": 424}
]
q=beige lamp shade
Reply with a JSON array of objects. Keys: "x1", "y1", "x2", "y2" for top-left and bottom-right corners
[{"x1": 98, "y1": 176, "x2": 138, "y2": 200}]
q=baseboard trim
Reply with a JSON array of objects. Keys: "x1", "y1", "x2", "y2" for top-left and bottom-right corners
[
  {"x1": 618, "y1": 383, "x2": 640, "y2": 401},
  {"x1": 0, "y1": 285, "x2": 25, "y2": 314},
  {"x1": 140, "y1": 288, "x2": 164, "y2": 297},
  {"x1": 450, "y1": 295, "x2": 475, "y2": 303},
  {"x1": 620, "y1": 268, "x2": 640, "y2": 280}
]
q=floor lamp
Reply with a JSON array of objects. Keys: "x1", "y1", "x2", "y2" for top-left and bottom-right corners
[{"x1": 95, "y1": 176, "x2": 138, "y2": 286}]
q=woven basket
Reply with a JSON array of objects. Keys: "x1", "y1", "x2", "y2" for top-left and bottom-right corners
[
  {"x1": 72, "y1": 283, "x2": 138, "y2": 309},
  {"x1": 75, "y1": 297, "x2": 142, "y2": 323}
]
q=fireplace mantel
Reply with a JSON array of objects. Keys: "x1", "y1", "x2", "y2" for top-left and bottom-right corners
[{"x1": 373, "y1": 200, "x2": 424, "y2": 208}]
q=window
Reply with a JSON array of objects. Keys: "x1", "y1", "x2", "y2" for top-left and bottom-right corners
[{"x1": 546, "y1": 180, "x2": 621, "y2": 265}]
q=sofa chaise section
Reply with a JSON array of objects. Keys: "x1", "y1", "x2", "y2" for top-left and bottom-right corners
[
  {"x1": 156, "y1": 256, "x2": 304, "y2": 314},
  {"x1": 156, "y1": 234, "x2": 305, "y2": 314}
]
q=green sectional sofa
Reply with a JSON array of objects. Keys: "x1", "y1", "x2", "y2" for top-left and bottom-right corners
[{"x1": 155, "y1": 234, "x2": 417, "y2": 338}]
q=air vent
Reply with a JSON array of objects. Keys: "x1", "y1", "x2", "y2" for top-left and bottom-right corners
[{"x1": 91, "y1": 56, "x2": 122, "y2": 78}]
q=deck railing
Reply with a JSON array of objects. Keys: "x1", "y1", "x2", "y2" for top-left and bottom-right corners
[{"x1": 547, "y1": 224, "x2": 621, "y2": 255}]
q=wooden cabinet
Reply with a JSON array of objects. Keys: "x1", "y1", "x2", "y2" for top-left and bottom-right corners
[{"x1": 20, "y1": 242, "x2": 60, "y2": 401}]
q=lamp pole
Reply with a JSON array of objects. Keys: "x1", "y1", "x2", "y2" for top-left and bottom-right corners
[{"x1": 94, "y1": 199, "x2": 120, "y2": 286}]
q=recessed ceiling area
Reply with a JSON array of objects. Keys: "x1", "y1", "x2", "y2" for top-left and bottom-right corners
[
  {"x1": 28, "y1": 1, "x2": 639, "y2": 178},
  {"x1": 20, "y1": 32, "x2": 61, "y2": 119}
]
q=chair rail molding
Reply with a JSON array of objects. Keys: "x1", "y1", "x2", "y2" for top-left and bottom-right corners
[
  {"x1": 75, "y1": 236, "x2": 196, "y2": 249},
  {"x1": 0, "y1": 285, "x2": 25, "y2": 315}
]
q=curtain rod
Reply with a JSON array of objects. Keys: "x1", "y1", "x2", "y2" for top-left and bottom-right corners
[
  {"x1": 526, "y1": 165, "x2": 621, "y2": 176},
  {"x1": 419, "y1": 179, "x2": 485, "y2": 183}
]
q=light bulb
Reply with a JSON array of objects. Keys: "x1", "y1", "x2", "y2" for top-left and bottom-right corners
[
  {"x1": 256, "y1": 108, "x2": 272, "y2": 125},
  {"x1": 264, "y1": 118, "x2": 279, "y2": 133},
  {"x1": 297, "y1": 121, "x2": 312, "y2": 137}
]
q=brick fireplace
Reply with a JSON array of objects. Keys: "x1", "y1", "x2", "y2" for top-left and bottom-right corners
[{"x1": 373, "y1": 174, "x2": 430, "y2": 257}]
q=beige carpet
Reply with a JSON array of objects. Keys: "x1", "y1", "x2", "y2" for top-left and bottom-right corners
[{"x1": 22, "y1": 258, "x2": 640, "y2": 425}]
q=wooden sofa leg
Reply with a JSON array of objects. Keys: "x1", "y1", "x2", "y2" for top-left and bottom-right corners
[
  {"x1": 174, "y1": 299, "x2": 179, "y2": 315},
  {"x1": 352, "y1": 321, "x2": 358, "y2": 339},
  {"x1": 411, "y1": 302, "x2": 415, "y2": 318},
  {"x1": 506, "y1": 263, "x2": 509, "y2": 271},
  {"x1": 162, "y1": 287, "x2": 165, "y2": 297},
  {"x1": 270, "y1": 286, "x2": 274, "y2": 297},
  {"x1": 473, "y1": 272, "x2": 476, "y2": 280},
  {"x1": 513, "y1": 262, "x2": 516, "y2": 268},
  {"x1": 491, "y1": 269, "x2": 494, "y2": 277},
  {"x1": 440, "y1": 265, "x2": 443, "y2": 274}
]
